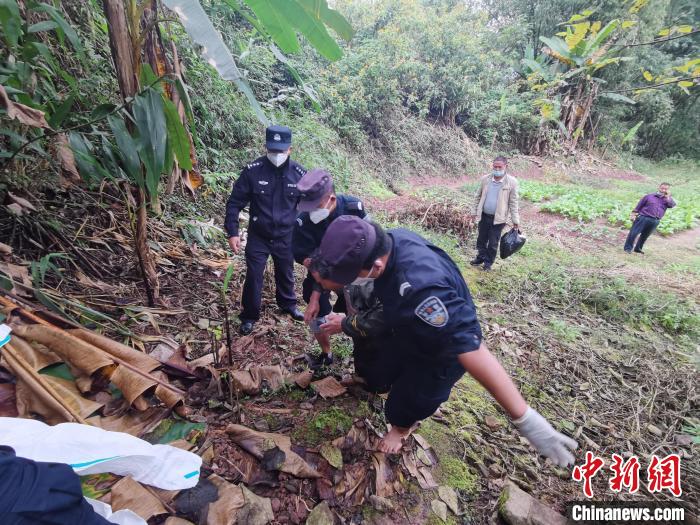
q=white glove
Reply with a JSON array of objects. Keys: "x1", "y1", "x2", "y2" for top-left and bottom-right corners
[{"x1": 513, "y1": 407, "x2": 578, "y2": 467}]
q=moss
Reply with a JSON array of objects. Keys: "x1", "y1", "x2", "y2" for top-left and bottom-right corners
[
  {"x1": 292, "y1": 406, "x2": 354, "y2": 446},
  {"x1": 439, "y1": 457, "x2": 478, "y2": 493},
  {"x1": 417, "y1": 421, "x2": 478, "y2": 495},
  {"x1": 427, "y1": 513, "x2": 457, "y2": 525}
]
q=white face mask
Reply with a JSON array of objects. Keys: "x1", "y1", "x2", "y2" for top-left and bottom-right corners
[
  {"x1": 309, "y1": 197, "x2": 333, "y2": 224},
  {"x1": 267, "y1": 152, "x2": 289, "y2": 167},
  {"x1": 309, "y1": 207, "x2": 330, "y2": 224},
  {"x1": 351, "y1": 266, "x2": 375, "y2": 285}
]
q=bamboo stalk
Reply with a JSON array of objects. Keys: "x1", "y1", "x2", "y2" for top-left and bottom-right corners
[
  {"x1": 0, "y1": 295, "x2": 185, "y2": 396},
  {"x1": 3, "y1": 342, "x2": 87, "y2": 424}
]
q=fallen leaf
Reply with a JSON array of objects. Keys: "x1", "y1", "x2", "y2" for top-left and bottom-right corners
[
  {"x1": 238, "y1": 485, "x2": 274, "y2": 525},
  {"x1": 75, "y1": 271, "x2": 118, "y2": 293},
  {"x1": 110, "y1": 476, "x2": 167, "y2": 520},
  {"x1": 0, "y1": 383, "x2": 18, "y2": 417},
  {"x1": 6, "y1": 203, "x2": 23, "y2": 216},
  {"x1": 320, "y1": 442, "x2": 343, "y2": 470},
  {"x1": 438, "y1": 485, "x2": 460, "y2": 515},
  {"x1": 196, "y1": 317, "x2": 210, "y2": 330},
  {"x1": 291, "y1": 370, "x2": 313, "y2": 389},
  {"x1": 184, "y1": 170, "x2": 204, "y2": 194},
  {"x1": 484, "y1": 415, "x2": 502, "y2": 430},
  {"x1": 150, "y1": 343, "x2": 177, "y2": 363},
  {"x1": 0, "y1": 85, "x2": 50, "y2": 128},
  {"x1": 54, "y1": 133, "x2": 81, "y2": 185},
  {"x1": 311, "y1": 376, "x2": 347, "y2": 399},
  {"x1": 372, "y1": 452, "x2": 396, "y2": 498},
  {"x1": 647, "y1": 424, "x2": 663, "y2": 437},
  {"x1": 0, "y1": 262, "x2": 32, "y2": 291},
  {"x1": 369, "y1": 494, "x2": 394, "y2": 513},
  {"x1": 431, "y1": 499, "x2": 448, "y2": 522},
  {"x1": 206, "y1": 474, "x2": 245, "y2": 525},
  {"x1": 416, "y1": 447, "x2": 433, "y2": 466},
  {"x1": 232, "y1": 365, "x2": 286, "y2": 395},
  {"x1": 305, "y1": 501, "x2": 334, "y2": 525},
  {"x1": 0, "y1": 242, "x2": 12, "y2": 255},
  {"x1": 226, "y1": 424, "x2": 321, "y2": 478},
  {"x1": 413, "y1": 433, "x2": 432, "y2": 450},
  {"x1": 165, "y1": 518, "x2": 196, "y2": 525}
]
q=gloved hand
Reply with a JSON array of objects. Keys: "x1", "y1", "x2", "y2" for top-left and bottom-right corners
[{"x1": 513, "y1": 407, "x2": 578, "y2": 467}]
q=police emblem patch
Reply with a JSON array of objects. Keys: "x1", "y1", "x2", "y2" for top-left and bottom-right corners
[
  {"x1": 415, "y1": 296, "x2": 448, "y2": 327},
  {"x1": 273, "y1": 133, "x2": 281, "y2": 141}
]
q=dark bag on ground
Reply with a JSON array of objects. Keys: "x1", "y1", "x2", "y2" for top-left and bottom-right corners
[{"x1": 500, "y1": 228, "x2": 526, "y2": 259}]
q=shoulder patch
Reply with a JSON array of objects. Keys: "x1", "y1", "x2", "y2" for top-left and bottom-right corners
[
  {"x1": 347, "y1": 200, "x2": 363, "y2": 211},
  {"x1": 296, "y1": 217, "x2": 303, "y2": 226},
  {"x1": 399, "y1": 282, "x2": 412, "y2": 297},
  {"x1": 415, "y1": 296, "x2": 449, "y2": 328}
]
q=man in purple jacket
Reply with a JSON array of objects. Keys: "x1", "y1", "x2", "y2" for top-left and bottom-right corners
[{"x1": 624, "y1": 183, "x2": 676, "y2": 254}]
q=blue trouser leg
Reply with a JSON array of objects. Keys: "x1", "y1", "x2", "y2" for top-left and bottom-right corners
[
  {"x1": 269, "y1": 234, "x2": 297, "y2": 310},
  {"x1": 384, "y1": 359, "x2": 465, "y2": 428},
  {"x1": 241, "y1": 232, "x2": 270, "y2": 322},
  {"x1": 634, "y1": 216, "x2": 659, "y2": 251},
  {"x1": 624, "y1": 217, "x2": 645, "y2": 251},
  {"x1": 302, "y1": 274, "x2": 332, "y2": 317}
]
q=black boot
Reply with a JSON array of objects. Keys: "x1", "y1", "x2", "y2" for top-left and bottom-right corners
[
  {"x1": 239, "y1": 320, "x2": 255, "y2": 335},
  {"x1": 283, "y1": 307, "x2": 304, "y2": 322}
]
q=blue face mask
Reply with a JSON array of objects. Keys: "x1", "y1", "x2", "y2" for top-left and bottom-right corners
[{"x1": 492, "y1": 170, "x2": 505, "y2": 178}]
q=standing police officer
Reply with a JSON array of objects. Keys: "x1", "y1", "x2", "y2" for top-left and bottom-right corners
[
  {"x1": 292, "y1": 168, "x2": 366, "y2": 367},
  {"x1": 310, "y1": 216, "x2": 577, "y2": 464},
  {"x1": 225, "y1": 126, "x2": 306, "y2": 335}
]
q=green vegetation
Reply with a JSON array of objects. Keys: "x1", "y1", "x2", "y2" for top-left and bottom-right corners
[
  {"x1": 519, "y1": 181, "x2": 567, "y2": 202},
  {"x1": 292, "y1": 405, "x2": 362, "y2": 446},
  {"x1": 536, "y1": 182, "x2": 700, "y2": 234}
]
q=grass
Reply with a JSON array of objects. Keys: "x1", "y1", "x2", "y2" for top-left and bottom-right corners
[{"x1": 479, "y1": 238, "x2": 700, "y2": 337}]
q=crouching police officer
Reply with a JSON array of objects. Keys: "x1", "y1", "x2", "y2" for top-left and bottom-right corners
[
  {"x1": 310, "y1": 216, "x2": 578, "y2": 464},
  {"x1": 225, "y1": 125, "x2": 305, "y2": 335},
  {"x1": 292, "y1": 168, "x2": 366, "y2": 368}
]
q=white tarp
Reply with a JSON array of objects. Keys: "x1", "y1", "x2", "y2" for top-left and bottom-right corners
[{"x1": 0, "y1": 417, "x2": 201, "y2": 490}]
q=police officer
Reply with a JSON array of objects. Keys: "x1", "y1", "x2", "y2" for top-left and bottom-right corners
[
  {"x1": 225, "y1": 125, "x2": 305, "y2": 335},
  {"x1": 310, "y1": 216, "x2": 577, "y2": 464},
  {"x1": 292, "y1": 168, "x2": 366, "y2": 367},
  {"x1": 1, "y1": 445, "x2": 111, "y2": 524}
]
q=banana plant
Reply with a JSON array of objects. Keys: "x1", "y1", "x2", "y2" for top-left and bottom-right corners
[
  {"x1": 527, "y1": 8, "x2": 638, "y2": 151},
  {"x1": 163, "y1": 0, "x2": 354, "y2": 123}
]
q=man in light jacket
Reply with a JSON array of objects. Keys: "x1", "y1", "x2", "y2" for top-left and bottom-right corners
[{"x1": 471, "y1": 156, "x2": 520, "y2": 271}]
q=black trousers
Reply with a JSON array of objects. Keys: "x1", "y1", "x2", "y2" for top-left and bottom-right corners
[
  {"x1": 624, "y1": 215, "x2": 660, "y2": 252},
  {"x1": 476, "y1": 213, "x2": 505, "y2": 265},
  {"x1": 240, "y1": 231, "x2": 297, "y2": 322},
  {"x1": 353, "y1": 343, "x2": 465, "y2": 428}
]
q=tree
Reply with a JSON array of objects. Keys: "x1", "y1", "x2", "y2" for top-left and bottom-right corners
[{"x1": 97, "y1": 0, "x2": 353, "y2": 305}]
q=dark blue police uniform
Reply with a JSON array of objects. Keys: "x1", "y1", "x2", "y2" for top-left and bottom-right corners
[
  {"x1": 292, "y1": 195, "x2": 366, "y2": 316},
  {"x1": 0, "y1": 446, "x2": 110, "y2": 525},
  {"x1": 225, "y1": 156, "x2": 307, "y2": 321},
  {"x1": 371, "y1": 229, "x2": 483, "y2": 427}
]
